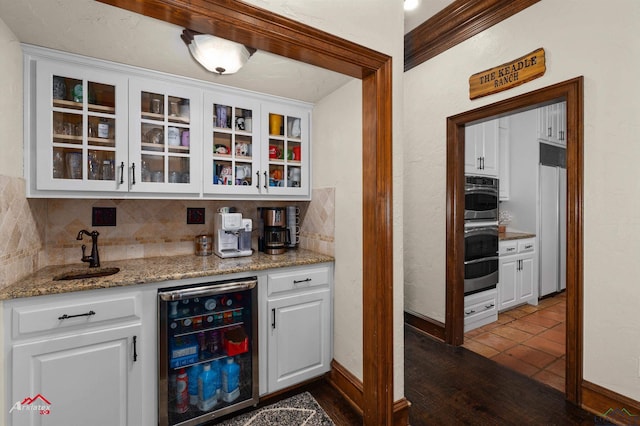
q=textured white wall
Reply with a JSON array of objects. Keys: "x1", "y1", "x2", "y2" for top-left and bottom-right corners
[
  {"x1": 0, "y1": 17, "x2": 23, "y2": 177},
  {"x1": 404, "y1": 0, "x2": 640, "y2": 400}
]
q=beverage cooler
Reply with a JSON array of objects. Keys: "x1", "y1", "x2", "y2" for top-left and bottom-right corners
[{"x1": 158, "y1": 277, "x2": 258, "y2": 426}]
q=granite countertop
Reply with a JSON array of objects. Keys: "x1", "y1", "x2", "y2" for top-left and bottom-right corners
[
  {"x1": 499, "y1": 231, "x2": 536, "y2": 241},
  {"x1": 0, "y1": 249, "x2": 334, "y2": 301}
]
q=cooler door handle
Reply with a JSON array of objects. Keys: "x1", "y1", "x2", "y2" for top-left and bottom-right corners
[{"x1": 158, "y1": 278, "x2": 257, "y2": 301}]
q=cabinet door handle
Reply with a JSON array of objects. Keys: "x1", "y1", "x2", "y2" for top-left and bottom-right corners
[
  {"x1": 131, "y1": 162, "x2": 136, "y2": 185},
  {"x1": 264, "y1": 171, "x2": 268, "y2": 189},
  {"x1": 293, "y1": 278, "x2": 312, "y2": 284},
  {"x1": 477, "y1": 157, "x2": 481, "y2": 170},
  {"x1": 133, "y1": 335, "x2": 138, "y2": 362},
  {"x1": 271, "y1": 308, "x2": 276, "y2": 329},
  {"x1": 559, "y1": 130, "x2": 565, "y2": 140},
  {"x1": 119, "y1": 162, "x2": 125, "y2": 185},
  {"x1": 482, "y1": 157, "x2": 485, "y2": 170},
  {"x1": 256, "y1": 171, "x2": 260, "y2": 189},
  {"x1": 58, "y1": 310, "x2": 95, "y2": 320},
  {"x1": 548, "y1": 127, "x2": 552, "y2": 137}
]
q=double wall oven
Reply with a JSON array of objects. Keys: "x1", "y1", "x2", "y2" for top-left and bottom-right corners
[{"x1": 464, "y1": 175, "x2": 499, "y2": 295}]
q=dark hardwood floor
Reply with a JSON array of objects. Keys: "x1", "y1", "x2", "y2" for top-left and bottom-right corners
[
  {"x1": 404, "y1": 324, "x2": 596, "y2": 425},
  {"x1": 210, "y1": 325, "x2": 600, "y2": 425}
]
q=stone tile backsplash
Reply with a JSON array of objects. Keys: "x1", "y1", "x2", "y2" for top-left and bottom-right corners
[
  {"x1": 0, "y1": 176, "x2": 46, "y2": 288},
  {"x1": 0, "y1": 175, "x2": 335, "y2": 288}
]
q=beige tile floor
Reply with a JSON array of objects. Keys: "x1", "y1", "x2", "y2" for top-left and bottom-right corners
[{"x1": 463, "y1": 292, "x2": 566, "y2": 392}]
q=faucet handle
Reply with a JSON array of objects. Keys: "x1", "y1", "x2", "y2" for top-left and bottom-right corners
[{"x1": 81, "y1": 244, "x2": 87, "y2": 257}]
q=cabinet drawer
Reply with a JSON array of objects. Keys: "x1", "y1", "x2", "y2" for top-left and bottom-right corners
[
  {"x1": 12, "y1": 294, "x2": 140, "y2": 338},
  {"x1": 518, "y1": 239, "x2": 535, "y2": 253},
  {"x1": 267, "y1": 266, "x2": 330, "y2": 296},
  {"x1": 499, "y1": 241, "x2": 518, "y2": 256}
]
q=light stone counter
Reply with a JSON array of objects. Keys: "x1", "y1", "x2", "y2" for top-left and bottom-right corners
[{"x1": 0, "y1": 249, "x2": 333, "y2": 301}]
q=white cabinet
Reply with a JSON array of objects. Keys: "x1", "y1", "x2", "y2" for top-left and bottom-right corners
[
  {"x1": 465, "y1": 119, "x2": 499, "y2": 177},
  {"x1": 537, "y1": 101, "x2": 566, "y2": 147},
  {"x1": 29, "y1": 56, "x2": 129, "y2": 194},
  {"x1": 202, "y1": 95, "x2": 311, "y2": 198},
  {"x1": 463, "y1": 288, "x2": 498, "y2": 332},
  {"x1": 262, "y1": 265, "x2": 332, "y2": 393},
  {"x1": 260, "y1": 102, "x2": 310, "y2": 197},
  {"x1": 24, "y1": 45, "x2": 312, "y2": 200},
  {"x1": 497, "y1": 238, "x2": 537, "y2": 312},
  {"x1": 128, "y1": 78, "x2": 202, "y2": 194},
  {"x1": 498, "y1": 117, "x2": 510, "y2": 200},
  {"x1": 4, "y1": 289, "x2": 145, "y2": 426}
]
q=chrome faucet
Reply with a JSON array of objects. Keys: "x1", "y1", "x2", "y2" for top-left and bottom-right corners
[{"x1": 77, "y1": 229, "x2": 100, "y2": 268}]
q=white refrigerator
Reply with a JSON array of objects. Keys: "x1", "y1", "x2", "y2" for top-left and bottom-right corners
[{"x1": 539, "y1": 164, "x2": 567, "y2": 297}]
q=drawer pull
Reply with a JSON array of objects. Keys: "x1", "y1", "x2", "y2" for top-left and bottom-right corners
[
  {"x1": 465, "y1": 309, "x2": 476, "y2": 315},
  {"x1": 58, "y1": 310, "x2": 96, "y2": 321},
  {"x1": 485, "y1": 303, "x2": 495, "y2": 309},
  {"x1": 293, "y1": 278, "x2": 312, "y2": 284}
]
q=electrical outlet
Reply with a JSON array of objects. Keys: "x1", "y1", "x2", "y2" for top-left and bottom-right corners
[{"x1": 92, "y1": 207, "x2": 116, "y2": 226}]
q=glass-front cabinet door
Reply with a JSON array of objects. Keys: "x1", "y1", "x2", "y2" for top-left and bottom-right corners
[
  {"x1": 35, "y1": 60, "x2": 128, "y2": 192},
  {"x1": 129, "y1": 79, "x2": 202, "y2": 194},
  {"x1": 262, "y1": 103, "x2": 309, "y2": 197},
  {"x1": 203, "y1": 92, "x2": 260, "y2": 196}
]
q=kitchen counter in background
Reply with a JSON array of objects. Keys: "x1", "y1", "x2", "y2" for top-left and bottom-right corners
[
  {"x1": 499, "y1": 231, "x2": 536, "y2": 241},
  {"x1": 0, "y1": 249, "x2": 333, "y2": 301}
]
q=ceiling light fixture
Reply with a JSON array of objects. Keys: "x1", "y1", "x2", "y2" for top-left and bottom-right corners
[
  {"x1": 181, "y1": 29, "x2": 256, "y2": 75},
  {"x1": 404, "y1": 0, "x2": 420, "y2": 12}
]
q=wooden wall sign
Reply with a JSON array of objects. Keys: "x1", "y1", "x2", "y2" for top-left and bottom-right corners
[{"x1": 469, "y1": 48, "x2": 545, "y2": 99}]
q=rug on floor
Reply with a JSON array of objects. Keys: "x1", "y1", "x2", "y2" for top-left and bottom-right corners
[{"x1": 217, "y1": 392, "x2": 335, "y2": 426}]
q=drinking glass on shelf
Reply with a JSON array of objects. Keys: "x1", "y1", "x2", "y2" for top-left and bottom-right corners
[
  {"x1": 52, "y1": 151, "x2": 64, "y2": 178},
  {"x1": 65, "y1": 152, "x2": 82, "y2": 179}
]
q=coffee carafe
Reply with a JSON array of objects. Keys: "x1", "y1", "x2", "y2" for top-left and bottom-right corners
[{"x1": 258, "y1": 207, "x2": 289, "y2": 255}]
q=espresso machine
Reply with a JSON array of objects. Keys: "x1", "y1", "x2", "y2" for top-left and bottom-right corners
[
  {"x1": 213, "y1": 211, "x2": 253, "y2": 258},
  {"x1": 258, "y1": 207, "x2": 289, "y2": 255}
]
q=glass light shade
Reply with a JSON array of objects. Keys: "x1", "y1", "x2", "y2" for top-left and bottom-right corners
[{"x1": 186, "y1": 34, "x2": 252, "y2": 75}]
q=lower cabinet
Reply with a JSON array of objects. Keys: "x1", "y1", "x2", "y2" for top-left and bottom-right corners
[
  {"x1": 4, "y1": 288, "x2": 144, "y2": 426},
  {"x1": 12, "y1": 324, "x2": 141, "y2": 426},
  {"x1": 498, "y1": 238, "x2": 537, "y2": 311},
  {"x1": 263, "y1": 264, "x2": 333, "y2": 393}
]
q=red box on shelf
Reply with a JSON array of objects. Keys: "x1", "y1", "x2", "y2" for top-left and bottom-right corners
[{"x1": 223, "y1": 327, "x2": 248, "y2": 356}]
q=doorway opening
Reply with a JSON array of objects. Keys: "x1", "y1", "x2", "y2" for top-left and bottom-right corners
[
  {"x1": 445, "y1": 77, "x2": 583, "y2": 404},
  {"x1": 463, "y1": 103, "x2": 568, "y2": 392}
]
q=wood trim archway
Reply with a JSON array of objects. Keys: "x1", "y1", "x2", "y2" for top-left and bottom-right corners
[
  {"x1": 445, "y1": 77, "x2": 583, "y2": 404},
  {"x1": 97, "y1": 1, "x2": 395, "y2": 424}
]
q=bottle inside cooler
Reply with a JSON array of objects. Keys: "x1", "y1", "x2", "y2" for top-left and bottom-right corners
[{"x1": 160, "y1": 279, "x2": 256, "y2": 426}]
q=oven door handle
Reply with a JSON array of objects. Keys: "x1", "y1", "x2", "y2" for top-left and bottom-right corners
[
  {"x1": 159, "y1": 278, "x2": 257, "y2": 301},
  {"x1": 464, "y1": 256, "x2": 499, "y2": 265},
  {"x1": 464, "y1": 227, "x2": 498, "y2": 235}
]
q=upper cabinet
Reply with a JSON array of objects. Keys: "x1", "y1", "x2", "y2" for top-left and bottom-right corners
[
  {"x1": 537, "y1": 101, "x2": 566, "y2": 147},
  {"x1": 465, "y1": 119, "x2": 499, "y2": 177},
  {"x1": 129, "y1": 78, "x2": 202, "y2": 195},
  {"x1": 201, "y1": 94, "x2": 311, "y2": 198},
  {"x1": 31, "y1": 59, "x2": 129, "y2": 193},
  {"x1": 23, "y1": 45, "x2": 311, "y2": 200}
]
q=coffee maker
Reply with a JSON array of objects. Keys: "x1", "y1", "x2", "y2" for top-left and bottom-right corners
[
  {"x1": 213, "y1": 212, "x2": 253, "y2": 258},
  {"x1": 258, "y1": 207, "x2": 289, "y2": 255}
]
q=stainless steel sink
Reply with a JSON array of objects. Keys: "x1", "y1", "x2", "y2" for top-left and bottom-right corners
[{"x1": 53, "y1": 267, "x2": 120, "y2": 281}]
